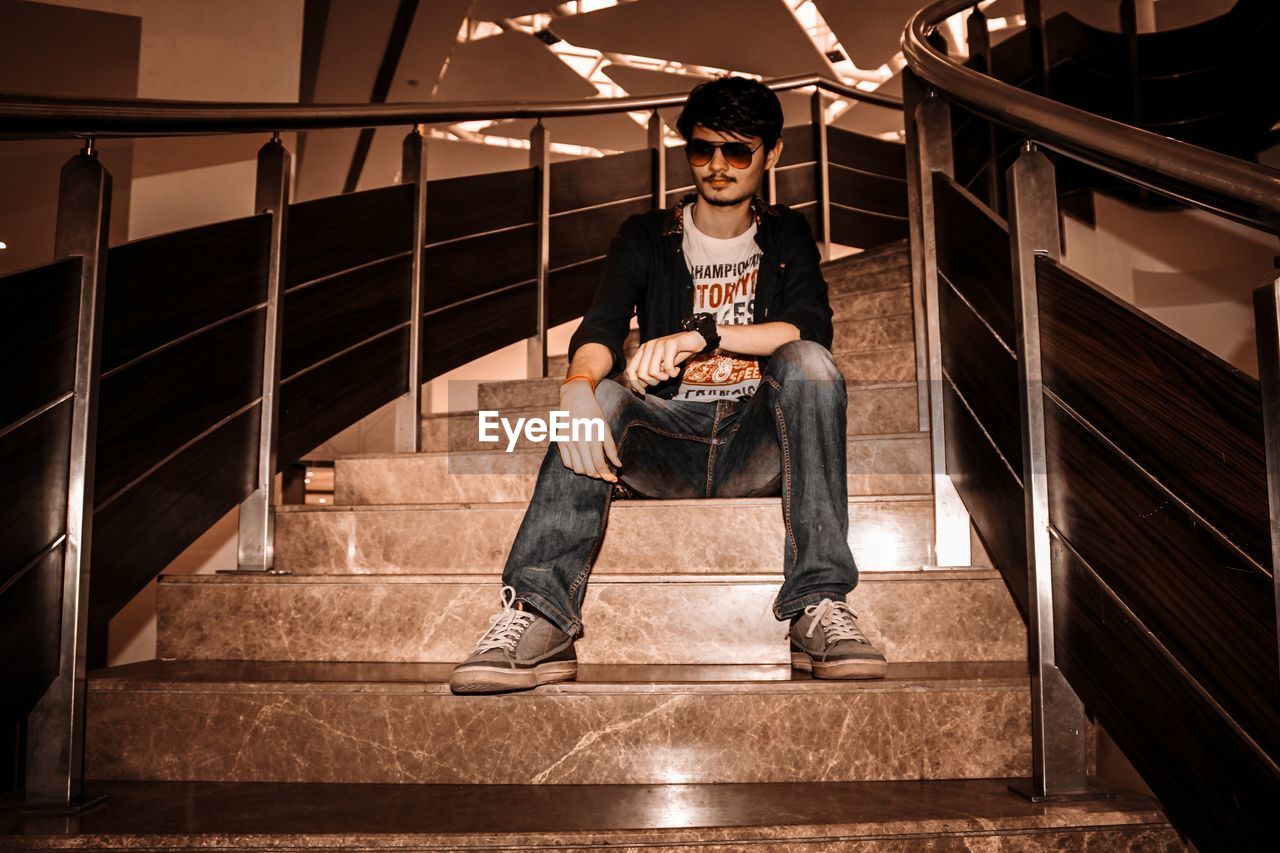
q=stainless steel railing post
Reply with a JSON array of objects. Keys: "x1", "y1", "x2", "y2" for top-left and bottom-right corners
[
  {"x1": 648, "y1": 109, "x2": 666, "y2": 211},
  {"x1": 527, "y1": 120, "x2": 550, "y2": 379},
  {"x1": 904, "y1": 78, "x2": 972, "y2": 567},
  {"x1": 1253, "y1": 275, "x2": 1280, "y2": 677},
  {"x1": 811, "y1": 88, "x2": 831, "y2": 260},
  {"x1": 1007, "y1": 142, "x2": 1092, "y2": 800},
  {"x1": 395, "y1": 125, "x2": 428, "y2": 451},
  {"x1": 23, "y1": 139, "x2": 110, "y2": 810},
  {"x1": 236, "y1": 134, "x2": 291, "y2": 572}
]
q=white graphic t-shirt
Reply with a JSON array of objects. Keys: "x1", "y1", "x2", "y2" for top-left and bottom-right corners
[{"x1": 674, "y1": 203, "x2": 763, "y2": 401}]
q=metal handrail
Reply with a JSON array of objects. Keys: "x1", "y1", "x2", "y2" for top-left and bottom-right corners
[
  {"x1": 0, "y1": 73, "x2": 900, "y2": 139},
  {"x1": 903, "y1": 0, "x2": 1280, "y2": 232}
]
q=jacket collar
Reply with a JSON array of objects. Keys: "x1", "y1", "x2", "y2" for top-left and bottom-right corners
[{"x1": 661, "y1": 190, "x2": 775, "y2": 241}]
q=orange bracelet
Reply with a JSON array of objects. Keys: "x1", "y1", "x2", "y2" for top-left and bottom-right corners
[{"x1": 562, "y1": 373, "x2": 596, "y2": 391}]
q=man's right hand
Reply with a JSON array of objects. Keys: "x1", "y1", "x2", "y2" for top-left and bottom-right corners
[{"x1": 557, "y1": 380, "x2": 622, "y2": 483}]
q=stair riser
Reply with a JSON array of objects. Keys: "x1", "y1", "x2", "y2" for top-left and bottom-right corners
[
  {"x1": 828, "y1": 263, "x2": 911, "y2": 296},
  {"x1": 274, "y1": 499, "x2": 939, "y2": 575},
  {"x1": 832, "y1": 315, "x2": 913, "y2": 353},
  {"x1": 156, "y1": 574, "x2": 1026, "y2": 665},
  {"x1": 86, "y1": 682, "x2": 1029, "y2": 785},
  {"x1": 476, "y1": 379, "x2": 918, "y2": 430},
  {"x1": 830, "y1": 286, "x2": 912, "y2": 319},
  {"x1": 339, "y1": 423, "x2": 926, "y2": 505}
]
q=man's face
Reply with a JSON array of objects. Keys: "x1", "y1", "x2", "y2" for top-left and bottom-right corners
[{"x1": 688, "y1": 124, "x2": 784, "y2": 208}]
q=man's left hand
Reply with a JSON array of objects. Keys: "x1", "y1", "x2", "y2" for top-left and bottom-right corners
[{"x1": 625, "y1": 330, "x2": 704, "y2": 394}]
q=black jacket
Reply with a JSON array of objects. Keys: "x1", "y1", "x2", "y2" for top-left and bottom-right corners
[{"x1": 567, "y1": 191, "x2": 835, "y2": 400}]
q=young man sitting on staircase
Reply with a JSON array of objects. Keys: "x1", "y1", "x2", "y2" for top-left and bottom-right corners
[{"x1": 450, "y1": 76, "x2": 888, "y2": 694}]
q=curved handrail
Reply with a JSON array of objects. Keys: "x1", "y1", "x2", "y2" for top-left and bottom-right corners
[
  {"x1": 904, "y1": 0, "x2": 1280, "y2": 232},
  {"x1": 0, "y1": 72, "x2": 900, "y2": 139}
]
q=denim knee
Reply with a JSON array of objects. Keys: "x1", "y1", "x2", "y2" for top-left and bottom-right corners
[{"x1": 767, "y1": 340, "x2": 844, "y2": 393}]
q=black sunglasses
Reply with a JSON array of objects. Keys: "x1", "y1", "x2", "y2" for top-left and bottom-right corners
[{"x1": 684, "y1": 138, "x2": 764, "y2": 169}]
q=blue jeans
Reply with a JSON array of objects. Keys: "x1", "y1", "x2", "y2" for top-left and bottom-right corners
[{"x1": 501, "y1": 339, "x2": 858, "y2": 637}]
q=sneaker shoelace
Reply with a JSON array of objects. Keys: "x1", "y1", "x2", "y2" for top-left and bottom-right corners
[
  {"x1": 803, "y1": 599, "x2": 870, "y2": 646},
  {"x1": 473, "y1": 585, "x2": 536, "y2": 654}
]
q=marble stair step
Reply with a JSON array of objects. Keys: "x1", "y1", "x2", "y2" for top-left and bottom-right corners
[
  {"x1": 155, "y1": 570, "x2": 1026, "y2": 666},
  {"x1": 828, "y1": 262, "x2": 911, "y2": 297},
  {"x1": 86, "y1": 659, "x2": 1033, "y2": 785},
  {"x1": 419, "y1": 409, "x2": 929, "y2": 493},
  {"x1": 832, "y1": 313, "x2": 913, "y2": 353},
  {"x1": 341, "y1": 422, "x2": 926, "y2": 505},
  {"x1": 36, "y1": 776, "x2": 1178, "y2": 851},
  {"x1": 830, "y1": 284, "x2": 912, "y2": 319},
  {"x1": 274, "y1": 495, "x2": 951, "y2": 575},
  {"x1": 473, "y1": 378, "x2": 918, "y2": 433}
]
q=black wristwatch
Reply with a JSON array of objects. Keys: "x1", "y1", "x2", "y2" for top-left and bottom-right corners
[{"x1": 680, "y1": 312, "x2": 720, "y2": 353}]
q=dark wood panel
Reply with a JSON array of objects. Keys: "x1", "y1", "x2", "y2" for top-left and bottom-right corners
[
  {"x1": 939, "y1": 275, "x2": 1021, "y2": 471},
  {"x1": 664, "y1": 187, "x2": 695, "y2": 209},
  {"x1": 1038, "y1": 256, "x2": 1269, "y2": 569},
  {"x1": 103, "y1": 215, "x2": 270, "y2": 372},
  {"x1": 95, "y1": 310, "x2": 264, "y2": 506},
  {"x1": 794, "y1": 203, "x2": 818, "y2": 242},
  {"x1": 944, "y1": 378, "x2": 1028, "y2": 618},
  {"x1": 932, "y1": 171, "x2": 1014, "y2": 349},
  {"x1": 90, "y1": 406, "x2": 259, "y2": 629},
  {"x1": 1051, "y1": 536, "x2": 1279, "y2": 851},
  {"x1": 287, "y1": 184, "x2": 414, "y2": 288},
  {"x1": 774, "y1": 164, "x2": 816, "y2": 207},
  {"x1": 665, "y1": 146, "x2": 695, "y2": 198},
  {"x1": 549, "y1": 259, "x2": 604, "y2": 328},
  {"x1": 827, "y1": 127, "x2": 907, "y2": 179},
  {"x1": 0, "y1": 399, "x2": 70, "y2": 587},
  {"x1": 1045, "y1": 396, "x2": 1279, "y2": 759},
  {"x1": 829, "y1": 204, "x2": 909, "y2": 250},
  {"x1": 776, "y1": 123, "x2": 815, "y2": 168},
  {"x1": 426, "y1": 168, "x2": 537, "y2": 245},
  {"x1": 551, "y1": 149, "x2": 652, "y2": 214},
  {"x1": 0, "y1": 257, "x2": 79, "y2": 427},
  {"x1": 829, "y1": 165, "x2": 908, "y2": 218},
  {"x1": 423, "y1": 284, "x2": 537, "y2": 380},
  {"x1": 550, "y1": 197, "x2": 651, "y2": 270},
  {"x1": 0, "y1": 545, "x2": 62, "y2": 720},
  {"x1": 422, "y1": 226, "x2": 536, "y2": 313},
  {"x1": 278, "y1": 328, "x2": 408, "y2": 469},
  {"x1": 283, "y1": 254, "x2": 411, "y2": 380}
]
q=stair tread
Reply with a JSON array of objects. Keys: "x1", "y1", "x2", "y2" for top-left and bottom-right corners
[
  {"x1": 93, "y1": 659, "x2": 1028, "y2": 692},
  {"x1": 277, "y1": 493, "x2": 935, "y2": 513},
  {"x1": 0, "y1": 777, "x2": 1171, "y2": 849},
  {"x1": 161, "y1": 568, "x2": 1001, "y2": 584}
]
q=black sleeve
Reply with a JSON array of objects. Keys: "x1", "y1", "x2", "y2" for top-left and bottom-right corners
[
  {"x1": 770, "y1": 213, "x2": 834, "y2": 349},
  {"x1": 566, "y1": 214, "x2": 647, "y2": 376}
]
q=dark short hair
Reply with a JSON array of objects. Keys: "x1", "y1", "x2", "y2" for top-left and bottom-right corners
[{"x1": 676, "y1": 76, "x2": 784, "y2": 152}]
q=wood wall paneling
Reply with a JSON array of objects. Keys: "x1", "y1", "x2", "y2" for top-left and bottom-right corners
[
  {"x1": 828, "y1": 164, "x2": 908, "y2": 218},
  {"x1": 939, "y1": 275, "x2": 1022, "y2": 471},
  {"x1": 0, "y1": 258, "x2": 80, "y2": 428},
  {"x1": 774, "y1": 163, "x2": 817, "y2": 208},
  {"x1": 665, "y1": 147, "x2": 694, "y2": 199},
  {"x1": 103, "y1": 215, "x2": 271, "y2": 372},
  {"x1": 826, "y1": 127, "x2": 907, "y2": 179},
  {"x1": 425, "y1": 168, "x2": 537, "y2": 245},
  {"x1": 423, "y1": 284, "x2": 537, "y2": 380},
  {"x1": 0, "y1": 545, "x2": 62, "y2": 719},
  {"x1": 90, "y1": 405, "x2": 260, "y2": 630},
  {"x1": 421, "y1": 226, "x2": 537, "y2": 313},
  {"x1": 0, "y1": 399, "x2": 71, "y2": 588},
  {"x1": 550, "y1": 149, "x2": 652, "y2": 214},
  {"x1": 829, "y1": 204, "x2": 908, "y2": 250},
  {"x1": 1045, "y1": 395, "x2": 1279, "y2": 759},
  {"x1": 1037, "y1": 256, "x2": 1269, "y2": 569},
  {"x1": 776, "y1": 123, "x2": 815, "y2": 168},
  {"x1": 549, "y1": 258, "x2": 604, "y2": 328},
  {"x1": 287, "y1": 184, "x2": 414, "y2": 288},
  {"x1": 278, "y1": 328, "x2": 409, "y2": 470},
  {"x1": 932, "y1": 171, "x2": 1015, "y2": 348},
  {"x1": 282, "y1": 254, "x2": 412, "y2": 380},
  {"x1": 95, "y1": 310, "x2": 265, "y2": 506},
  {"x1": 943, "y1": 378, "x2": 1029, "y2": 617},
  {"x1": 1051, "y1": 535, "x2": 1279, "y2": 851},
  {"x1": 550, "y1": 197, "x2": 651, "y2": 270}
]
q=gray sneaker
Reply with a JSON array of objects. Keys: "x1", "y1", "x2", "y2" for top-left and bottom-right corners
[
  {"x1": 789, "y1": 598, "x2": 887, "y2": 679},
  {"x1": 449, "y1": 585, "x2": 577, "y2": 694}
]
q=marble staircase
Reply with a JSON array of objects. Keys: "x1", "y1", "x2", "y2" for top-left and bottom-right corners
[{"x1": 75, "y1": 241, "x2": 1179, "y2": 849}]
